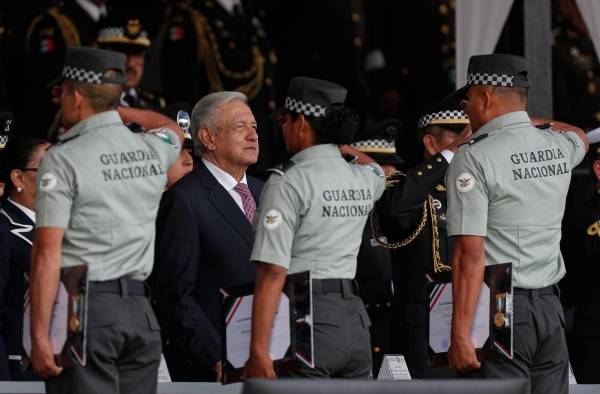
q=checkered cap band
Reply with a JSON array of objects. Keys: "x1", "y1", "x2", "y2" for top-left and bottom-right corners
[
  {"x1": 351, "y1": 139, "x2": 394, "y2": 150},
  {"x1": 417, "y1": 110, "x2": 468, "y2": 129},
  {"x1": 467, "y1": 72, "x2": 514, "y2": 87},
  {"x1": 98, "y1": 27, "x2": 149, "y2": 39},
  {"x1": 62, "y1": 65, "x2": 103, "y2": 84},
  {"x1": 284, "y1": 97, "x2": 327, "y2": 118},
  {"x1": 0, "y1": 135, "x2": 7, "y2": 149}
]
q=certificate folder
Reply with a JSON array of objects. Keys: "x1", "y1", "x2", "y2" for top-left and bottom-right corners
[
  {"x1": 221, "y1": 271, "x2": 314, "y2": 384},
  {"x1": 23, "y1": 265, "x2": 89, "y2": 368},
  {"x1": 428, "y1": 262, "x2": 513, "y2": 366}
]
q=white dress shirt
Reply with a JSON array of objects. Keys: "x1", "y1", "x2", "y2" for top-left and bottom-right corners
[{"x1": 202, "y1": 158, "x2": 248, "y2": 213}]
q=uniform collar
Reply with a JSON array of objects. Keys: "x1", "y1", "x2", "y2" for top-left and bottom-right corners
[
  {"x1": 473, "y1": 111, "x2": 531, "y2": 138},
  {"x1": 6, "y1": 198, "x2": 36, "y2": 223},
  {"x1": 59, "y1": 110, "x2": 124, "y2": 142},
  {"x1": 290, "y1": 144, "x2": 341, "y2": 163}
]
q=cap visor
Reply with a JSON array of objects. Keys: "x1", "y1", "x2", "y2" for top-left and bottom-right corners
[{"x1": 46, "y1": 74, "x2": 64, "y2": 89}]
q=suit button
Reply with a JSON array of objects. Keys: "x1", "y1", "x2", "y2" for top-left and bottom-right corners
[
  {"x1": 265, "y1": 77, "x2": 272, "y2": 86},
  {"x1": 436, "y1": 157, "x2": 443, "y2": 162},
  {"x1": 268, "y1": 101, "x2": 276, "y2": 110},
  {"x1": 353, "y1": 37, "x2": 363, "y2": 47},
  {"x1": 352, "y1": 12, "x2": 360, "y2": 22},
  {"x1": 427, "y1": 164, "x2": 433, "y2": 170},
  {"x1": 417, "y1": 171, "x2": 423, "y2": 176},
  {"x1": 386, "y1": 302, "x2": 391, "y2": 307},
  {"x1": 365, "y1": 304, "x2": 370, "y2": 309},
  {"x1": 376, "y1": 303, "x2": 381, "y2": 308},
  {"x1": 374, "y1": 346, "x2": 381, "y2": 353}
]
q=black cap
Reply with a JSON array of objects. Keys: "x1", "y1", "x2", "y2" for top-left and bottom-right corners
[
  {"x1": 351, "y1": 119, "x2": 405, "y2": 164},
  {"x1": 49, "y1": 47, "x2": 127, "y2": 87},
  {"x1": 283, "y1": 76, "x2": 347, "y2": 118},
  {"x1": 97, "y1": 16, "x2": 151, "y2": 53},
  {"x1": 417, "y1": 87, "x2": 469, "y2": 130},
  {"x1": 0, "y1": 111, "x2": 15, "y2": 150},
  {"x1": 466, "y1": 54, "x2": 531, "y2": 88}
]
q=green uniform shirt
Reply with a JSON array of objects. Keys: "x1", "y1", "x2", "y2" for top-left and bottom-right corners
[
  {"x1": 35, "y1": 111, "x2": 180, "y2": 281},
  {"x1": 251, "y1": 144, "x2": 385, "y2": 279},
  {"x1": 446, "y1": 111, "x2": 586, "y2": 288}
]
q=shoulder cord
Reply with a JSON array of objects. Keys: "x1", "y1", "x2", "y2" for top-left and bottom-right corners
[
  {"x1": 370, "y1": 195, "x2": 452, "y2": 273},
  {"x1": 26, "y1": 6, "x2": 81, "y2": 52},
  {"x1": 183, "y1": 3, "x2": 264, "y2": 100}
]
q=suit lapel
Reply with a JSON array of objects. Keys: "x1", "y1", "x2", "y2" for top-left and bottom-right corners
[
  {"x1": 195, "y1": 162, "x2": 254, "y2": 247},
  {"x1": 1, "y1": 201, "x2": 35, "y2": 245}
]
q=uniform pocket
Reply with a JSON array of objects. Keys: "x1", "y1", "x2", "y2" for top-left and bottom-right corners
[
  {"x1": 87, "y1": 307, "x2": 117, "y2": 328},
  {"x1": 313, "y1": 295, "x2": 342, "y2": 327},
  {"x1": 146, "y1": 310, "x2": 162, "y2": 331}
]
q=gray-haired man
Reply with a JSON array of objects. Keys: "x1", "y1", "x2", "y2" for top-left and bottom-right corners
[{"x1": 150, "y1": 91, "x2": 264, "y2": 381}]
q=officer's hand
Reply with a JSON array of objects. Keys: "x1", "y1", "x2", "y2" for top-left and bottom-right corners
[
  {"x1": 241, "y1": 354, "x2": 277, "y2": 380},
  {"x1": 447, "y1": 124, "x2": 473, "y2": 153},
  {"x1": 214, "y1": 360, "x2": 222, "y2": 382},
  {"x1": 31, "y1": 337, "x2": 63, "y2": 378},
  {"x1": 449, "y1": 337, "x2": 481, "y2": 372}
]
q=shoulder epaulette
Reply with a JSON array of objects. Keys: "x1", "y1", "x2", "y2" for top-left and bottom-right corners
[
  {"x1": 535, "y1": 123, "x2": 552, "y2": 130},
  {"x1": 459, "y1": 133, "x2": 488, "y2": 147},
  {"x1": 266, "y1": 160, "x2": 295, "y2": 176},
  {"x1": 57, "y1": 135, "x2": 80, "y2": 145}
]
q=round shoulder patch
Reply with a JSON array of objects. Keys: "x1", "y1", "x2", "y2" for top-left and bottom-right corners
[
  {"x1": 263, "y1": 209, "x2": 283, "y2": 230},
  {"x1": 456, "y1": 172, "x2": 475, "y2": 193},
  {"x1": 39, "y1": 172, "x2": 57, "y2": 192}
]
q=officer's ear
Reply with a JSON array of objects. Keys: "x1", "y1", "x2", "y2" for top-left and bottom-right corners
[
  {"x1": 9, "y1": 169, "x2": 24, "y2": 191},
  {"x1": 422, "y1": 133, "x2": 438, "y2": 156},
  {"x1": 480, "y1": 88, "x2": 493, "y2": 114},
  {"x1": 593, "y1": 159, "x2": 600, "y2": 181},
  {"x1": 198, "y1": 126, "x2": 216, "y2": 151}
]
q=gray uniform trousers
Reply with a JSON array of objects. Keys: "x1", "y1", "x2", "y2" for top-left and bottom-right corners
[
  {"x1": 46, "y1": 281, "x2": 162, "y2": 394},
  {"x1": 284, "y1": 279, "x2": 372, "y2": 379},
  {"x1": 483, "y1": 286, "x2": 568, "y2": 394}
]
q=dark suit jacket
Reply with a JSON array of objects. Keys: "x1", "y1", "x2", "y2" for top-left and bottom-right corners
[
  {"x1": 150, "y1": 162, "x2": 263, "y2": 381},
  {"x1": 0, "y1": 200, "x2": 36, "y2": 380}
]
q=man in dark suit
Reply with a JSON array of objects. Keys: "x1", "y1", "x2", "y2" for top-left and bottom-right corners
[{"x1": 150, "y1": 91, "x2": 263, "y2": 382}]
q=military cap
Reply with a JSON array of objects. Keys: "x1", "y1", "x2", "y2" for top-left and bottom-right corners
[
  {"x1": 97, "y1": 16, "x2": 151, "y2": 53},
  {"x1": 50, "y1": 47, "x2": 126, "y2": 87},
  {"x1": 283, "y1": 76, "x2": 347, "y2": 118},
  {"x1": 0, "y1": 111, "x2": 14, "y2": 150},
  {"x1": 351, "y1": 119, "x2": 404, "y2": 164},
  {"x1": 466, "y1": 54, "x2": 531, "y2": 88},
  {"x1": 417, "y1": 88, "x2": 469, "y2": 130}
]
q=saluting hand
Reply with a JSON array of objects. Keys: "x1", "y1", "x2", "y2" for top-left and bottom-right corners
[
  {"x1": 241, "y1": 353, "x2": 277, "y2": 380},
  {"x1": 446, "y1": 124, "x2": 473, "y2": 153},
  {"x1": 448, "y1": 337, "x2": 481, "y2": 372},
  {"x1": 31, "y1": 337, "x2": 63, "y2": 378}
]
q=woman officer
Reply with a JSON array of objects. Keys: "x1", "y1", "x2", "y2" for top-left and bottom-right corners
[
  {"x1": 243, "y1": 77, "x2": 385, "y2": 379},
  {"x1": 0, "y1": 137, "x2": 50, "y2": 380}
]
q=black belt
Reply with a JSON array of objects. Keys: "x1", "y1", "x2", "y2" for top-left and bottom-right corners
[
  {"x1": 312, "y1": 279, "x2": 358, "y2": 296},
  {"x1": 514, "y1": 285, "x2": 559, "y2": 297},
  {"x1": 89, "y1": 278, "x2": 148, "y2": 297}
]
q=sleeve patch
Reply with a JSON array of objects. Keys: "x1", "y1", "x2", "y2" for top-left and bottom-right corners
[
  {"x1": 456, "y1": 172, "x2": 475, "y2": 193},
  {"x1": 263, "y1": 208, "x2": 283, "y2": 230},
  {"x1": 39, "y1": 172, "x2": 58, "y2": 192},
  {"x1": 150, "y1": 129, "x2": 177, "y2": 146}
]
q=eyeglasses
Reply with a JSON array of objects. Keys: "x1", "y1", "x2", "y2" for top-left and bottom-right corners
[{"x1": 459, "y1": 99, "x2": 469, "y2": 111}]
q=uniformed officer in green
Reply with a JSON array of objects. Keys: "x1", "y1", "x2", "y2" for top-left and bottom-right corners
[
  {"x1": 28, "y1": 47, "x2": 182, "y2": 394},
  {"x1": 446, "y1": 54, "x2": 588, "y2": 394},
  {"x1": 243, "y1": 77, "x2": 385, "y2": 379}
]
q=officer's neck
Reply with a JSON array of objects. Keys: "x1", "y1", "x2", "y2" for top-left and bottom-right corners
[{"x1": 203, "y1": 153, "x2": 247, "y2": 182}]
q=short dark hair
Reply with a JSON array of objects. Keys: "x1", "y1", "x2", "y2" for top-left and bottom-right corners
[
  {"x1": 64, "y1": 69, "x2": 124, "y2": 112},
  {"x1": 289, "y1": 104, "x2": 358, "y2": 145},
  {"x1": 0, "y1": 137, "x2": 48, "y2": 195},
  {"x1": 420, "y1": 124, "x2": 462, "y2": 143}
]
